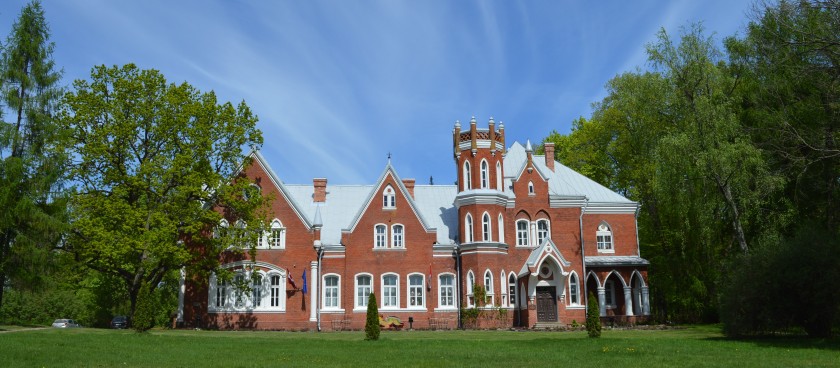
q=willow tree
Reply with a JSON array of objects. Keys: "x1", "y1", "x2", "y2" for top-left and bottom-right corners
[
  {"x1": 58, "y1": 64, "x2": 267, "y2": 323},
  {"x1": 0, "y1": 0, "x2": 66, "y2": 310}
]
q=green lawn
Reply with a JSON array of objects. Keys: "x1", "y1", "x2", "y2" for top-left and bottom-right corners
[{"x1": 0, "y1": 325, "x2": 836, "y2": 367}]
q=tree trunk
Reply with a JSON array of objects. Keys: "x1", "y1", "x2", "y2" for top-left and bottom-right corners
[{"x1": 716, "y1": 176, "x2": 749, "y2": 253}]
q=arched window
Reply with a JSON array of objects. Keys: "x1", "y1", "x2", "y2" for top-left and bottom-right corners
[
  {"x1": 484, "y1": 270, "x2": 494, "y2": 306},
  {"x1": 382, "y1": 185, "x2": 395, "y2": 208},
  {"x1": 569, "y1": 272, "x2": 580, "y2": 305},
  {"x1": 482, "y1": 212, "x2": 491, "y2": 242},
  {"x1": 536, "y1": 219, "x2": 550, "y2": 245},
  {"x1": 408, "y1": 274, "x2": 425, "y2": 308},
  {"x1": 438, "y1": 274, "x2": 455, "y2": 308},
  {"x1": 596, "y1": 222, "x2": 614, "y2": 252},
  {"x1": 496, "y1": 162, "x2": 502, "y2": 190},
  {"x1": 323, "y1": 274, "x2": 340, "y2": 309},
  {"x1": 268, "y1": 219, "x2": 285, "y2": 249},
  {"x1": 508, "y1": 273, "x2": 517, "y2": 308},
  {"x1": 497, "y1": 214, "x2": 505, "y2": 244},
  {"x1": 392, "y1": 224, "x2": 404, "y2": 247},
  {"x1": 374, "y1": 224, "x2": 387, "y2": 248},
  {"x1": 516, "y1": 220, "x2": 530, "y2": 246},
  {"x1": 467, "y1": 271, "x2": 475, "y2": 307},
  {"x1": 382, "y1": 274, "x2": 399, "y2": 308},
  {"x1": 233, "y1": 272, "x2": 246, "y2": 308},
  {"x1": 355, "y1": 274, "x2": 372, "y2": 309},
  {"x1": 214, "y1": 219, "x2": 229, "y2": 239},
  {"x1": 499, "y1": 270, "x2": 507, "y2": 306},
  {"x1": 528, "y1": 181, "x2": 535, "y2": 195},
  {"x1": 463, "y1": 161, "x2": 472, "y2": 190},
  {"x1": 465, "y1": 213, "x2": 474, "y2": 243},
  {"x1": 480, "y1": 159, "x2": 489, "y2": 189}
]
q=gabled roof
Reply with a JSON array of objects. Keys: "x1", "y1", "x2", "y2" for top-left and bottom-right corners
[
  {"x1": 345, "y1": 163, "x2": 434, "y2": 233},
  {"x1": 250, "y1": 151, "x2": 312, "y2": 228},
  {"x1": 504, "y1": 142, "x2": 636, "y2": 205},
  {"x1": 518, "y1": 238, "x2": 572, "y2": 277}
]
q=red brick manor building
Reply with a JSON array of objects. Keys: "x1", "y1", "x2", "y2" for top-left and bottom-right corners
[{"x1": 179, "y1": 118, "x2": 650, "y2": 330}]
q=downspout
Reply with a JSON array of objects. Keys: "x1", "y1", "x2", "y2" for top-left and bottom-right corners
[
  {"x1": 316, "y1": 245, "x2": 324, "y2": 332},
  {"x1": 579, "y1": 198, "x2": 589, "y2": 308},
  {"x1": 635, "y1": 204, "x2": 641, "y2": 256}
]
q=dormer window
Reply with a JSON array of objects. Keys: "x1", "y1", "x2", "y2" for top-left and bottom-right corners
[
  {"x1": 528, "y1": 181, "x2": 535, "y2": 195},
  {"x1": 463, "y1": 161, "x2": 472, "y2": 190},
  {"x1": 480, "y1": 160, "x2": 489, "y2": 189},
  {"x1": 268, "y1": 219, "x2": 285, "y2": 249},
  {"x1": 596, "y1": 223, "x2": 614, "y2": 252},
  {"x1": 382, "y1": 185, "x2": 395, "y2": 209}
]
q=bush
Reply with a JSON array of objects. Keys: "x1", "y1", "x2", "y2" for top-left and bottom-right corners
[
  {"x1": 586, "y1": 291, "x2": 601, "y2": 338},
  {"x1": 365, "y1": 292, "x2": 380, "y2": 340},
  {"x1": 719, "y1": 222, "x2": 840, "y2": 338},
  {"x1": 132, "y1": 282, "x2": 157, "y2": 332}
]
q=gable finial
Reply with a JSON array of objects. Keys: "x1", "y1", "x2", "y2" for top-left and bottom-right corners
[{"x1": 387, "y1": 152, "x2": 391, "y2": 163}]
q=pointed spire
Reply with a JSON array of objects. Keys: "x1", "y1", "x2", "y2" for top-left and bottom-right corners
[
  {"x1": 525, "y1": 139, "x2": 533, "y2": 153},
  {"x1": 313, "y1": 204, "x2": 323, "y2": 228}
]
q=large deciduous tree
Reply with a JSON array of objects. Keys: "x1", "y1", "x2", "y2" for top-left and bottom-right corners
[
  {"x1": 0, "y1": 0, "x2": 66, "y2": 311},
  {"x1": 58, "y1": 63, "x2": 267, "y2": 324}
]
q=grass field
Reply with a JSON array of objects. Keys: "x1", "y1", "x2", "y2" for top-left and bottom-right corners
[{"x1": 0, "y1": 325, "x2": 837, "y2": 367}]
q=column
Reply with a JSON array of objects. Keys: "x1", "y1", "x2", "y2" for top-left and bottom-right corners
[
  {"x1": 623, "y1": 286, "x2": 634, "y2": 316},
  {"x1": 597, "y1": 286, "x2": 606, "y2": 317},
  {"x1": 641, "y1": 286, "x2": 650, "y2": 315},
  {"x1": 309, "y1": 261, "x2": 318, "y2": 322}
]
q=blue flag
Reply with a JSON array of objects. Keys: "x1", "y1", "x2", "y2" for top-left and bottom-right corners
[{"x1": 302, "y1": 269, "x2": 308, "y2": 294}]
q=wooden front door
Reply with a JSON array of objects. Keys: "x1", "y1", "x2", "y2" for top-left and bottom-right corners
[{"x1": 536, "y1": 286, "x2": 557, "y2": 322}]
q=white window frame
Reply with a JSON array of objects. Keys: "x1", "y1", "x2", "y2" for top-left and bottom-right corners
[
  {"x1": 209, "y1": 269, "x2": 285, "y2": 312},
  {"x1": 466, "y1": 271, "x2": 475, "y2": 307},
  {"x1": 496, "y1": 161, "x2": 502, "y2": 190},
  {"x1": 528, "y1": 181, "x2": 535, "y2": 195},
  {"x1": 381, "y1": 273, "x2": 399, "y2": 309},
  {"x1": 497, "y1": 214, "x2": 505, "y2": 244},
  {"x1": 407, "y1": 273, "x2": 425, "y2": 309},
  {"x1": 268, "y1": 273, "x2": 284, "y2": 309},
  {"x1": 391, "y1": 224, "x2": 404, "y2": 248},
  {"x1": 323, "y1": 274, "x2": 341, "y2": 310},
  {"x1": 480, "y1": 159, "x2": 489, "y2": 189},
  {"x1": 596, "y1": 222, "x2": 614, "y2": 253},
  {"x1": 483, "y1": 270, "x2": 494, "y2": 306},
  {"x1": 355, "y1": 273, "x2": 373, "y2": 310},
  {"x1": 481, "y1": 212, "x2": 491, "y2": 242},
  {"x1": 438, "y1": 273, "x2": 456, "y2": 310},
  {"x1": 536, "y1": 219, "x2": 550, "y2": 245},
  {"x1": 383, "y1": 185, "x2": 396, "y2": 209},
  {"x1": 568, "y1": 272, "x2": 581, "y2": 306},
  {"x1": 465, "y1": 213, "x2": 474, "y2": 243},
  {"x1": 499, "y1": 270, "x2": 507, "y2": 307},
  {"x1": 251, "y1": 272, "x2": 264, "y2": 308},
  {"x1": 508, "y1": 273, "x2": 517, "y2": 308},
  {"x1": 516, "y1": 219, "x2": 530, "y2": 246},
  {"x1": 267, "y1": 218, "x2": 285, "y2": 249},
  {"x1": 374, "y1": 224, "x2": 387, "y2": 248},
  {"x1": 463, "y1": 161, "x2": 472, "y2": 190}
]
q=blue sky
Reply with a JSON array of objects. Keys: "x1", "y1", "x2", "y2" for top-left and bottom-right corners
[{"x1": 1, "y1": 0, "x2": 754, "y2": 185}]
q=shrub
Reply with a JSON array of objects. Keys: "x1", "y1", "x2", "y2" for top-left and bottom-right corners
[
  {"x1": 132, "y1": 282, "x2": 157, "y2": 332},
  {"x1": 365, "y1": 292, "x2": 380, "y2": 340},
  {"x1": 586, "y1": 291, "x2": 601, "y2": 338},
  {"x1": 719, "y1": 222, "x2": 840, "y2": 338}
]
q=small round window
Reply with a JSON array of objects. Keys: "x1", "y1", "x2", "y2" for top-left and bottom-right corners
[{"x1": 539, "y1": 266, "x2": 552, "y2": 278}]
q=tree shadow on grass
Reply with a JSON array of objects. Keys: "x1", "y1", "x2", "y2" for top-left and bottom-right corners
[{"x1": 704, "y1": 335, "x2": 840, "y2": 352}]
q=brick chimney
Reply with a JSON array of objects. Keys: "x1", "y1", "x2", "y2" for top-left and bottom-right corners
[
  {"x1": 313, "y1": 178, "x2": 327, "y2": 203},
  {"x1": 544, "y1": 143, "x2": 555, "y2": 171},
  {"x1": 402, "y1": 179, "x2": 415, "y2": 199}
]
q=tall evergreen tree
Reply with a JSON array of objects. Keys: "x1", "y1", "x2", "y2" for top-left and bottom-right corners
[{"x1": 0, "y1": 0, "x2": 66, "y2": 310}]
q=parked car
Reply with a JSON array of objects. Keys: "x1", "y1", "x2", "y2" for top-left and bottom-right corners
[
  {"x1": 51, "y1": 319, "x2": 80, "y2": 328},
  {"x1": 110, "y1": 315, "x2": 128, "y2": 329}
]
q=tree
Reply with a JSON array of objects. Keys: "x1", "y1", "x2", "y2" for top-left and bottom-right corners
[
  {"x1": 586, "y1": 291, "x2": 601, "y2": 338},
  {"x1": 0, "y1": 0, "x2": 66, "y2": 311},
  {"x1": 57, "y1": 63, "x2": 265, "y2": 323},
  {"x1": 365, "y1": 292, "x2": 380, "y2": 340}
]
